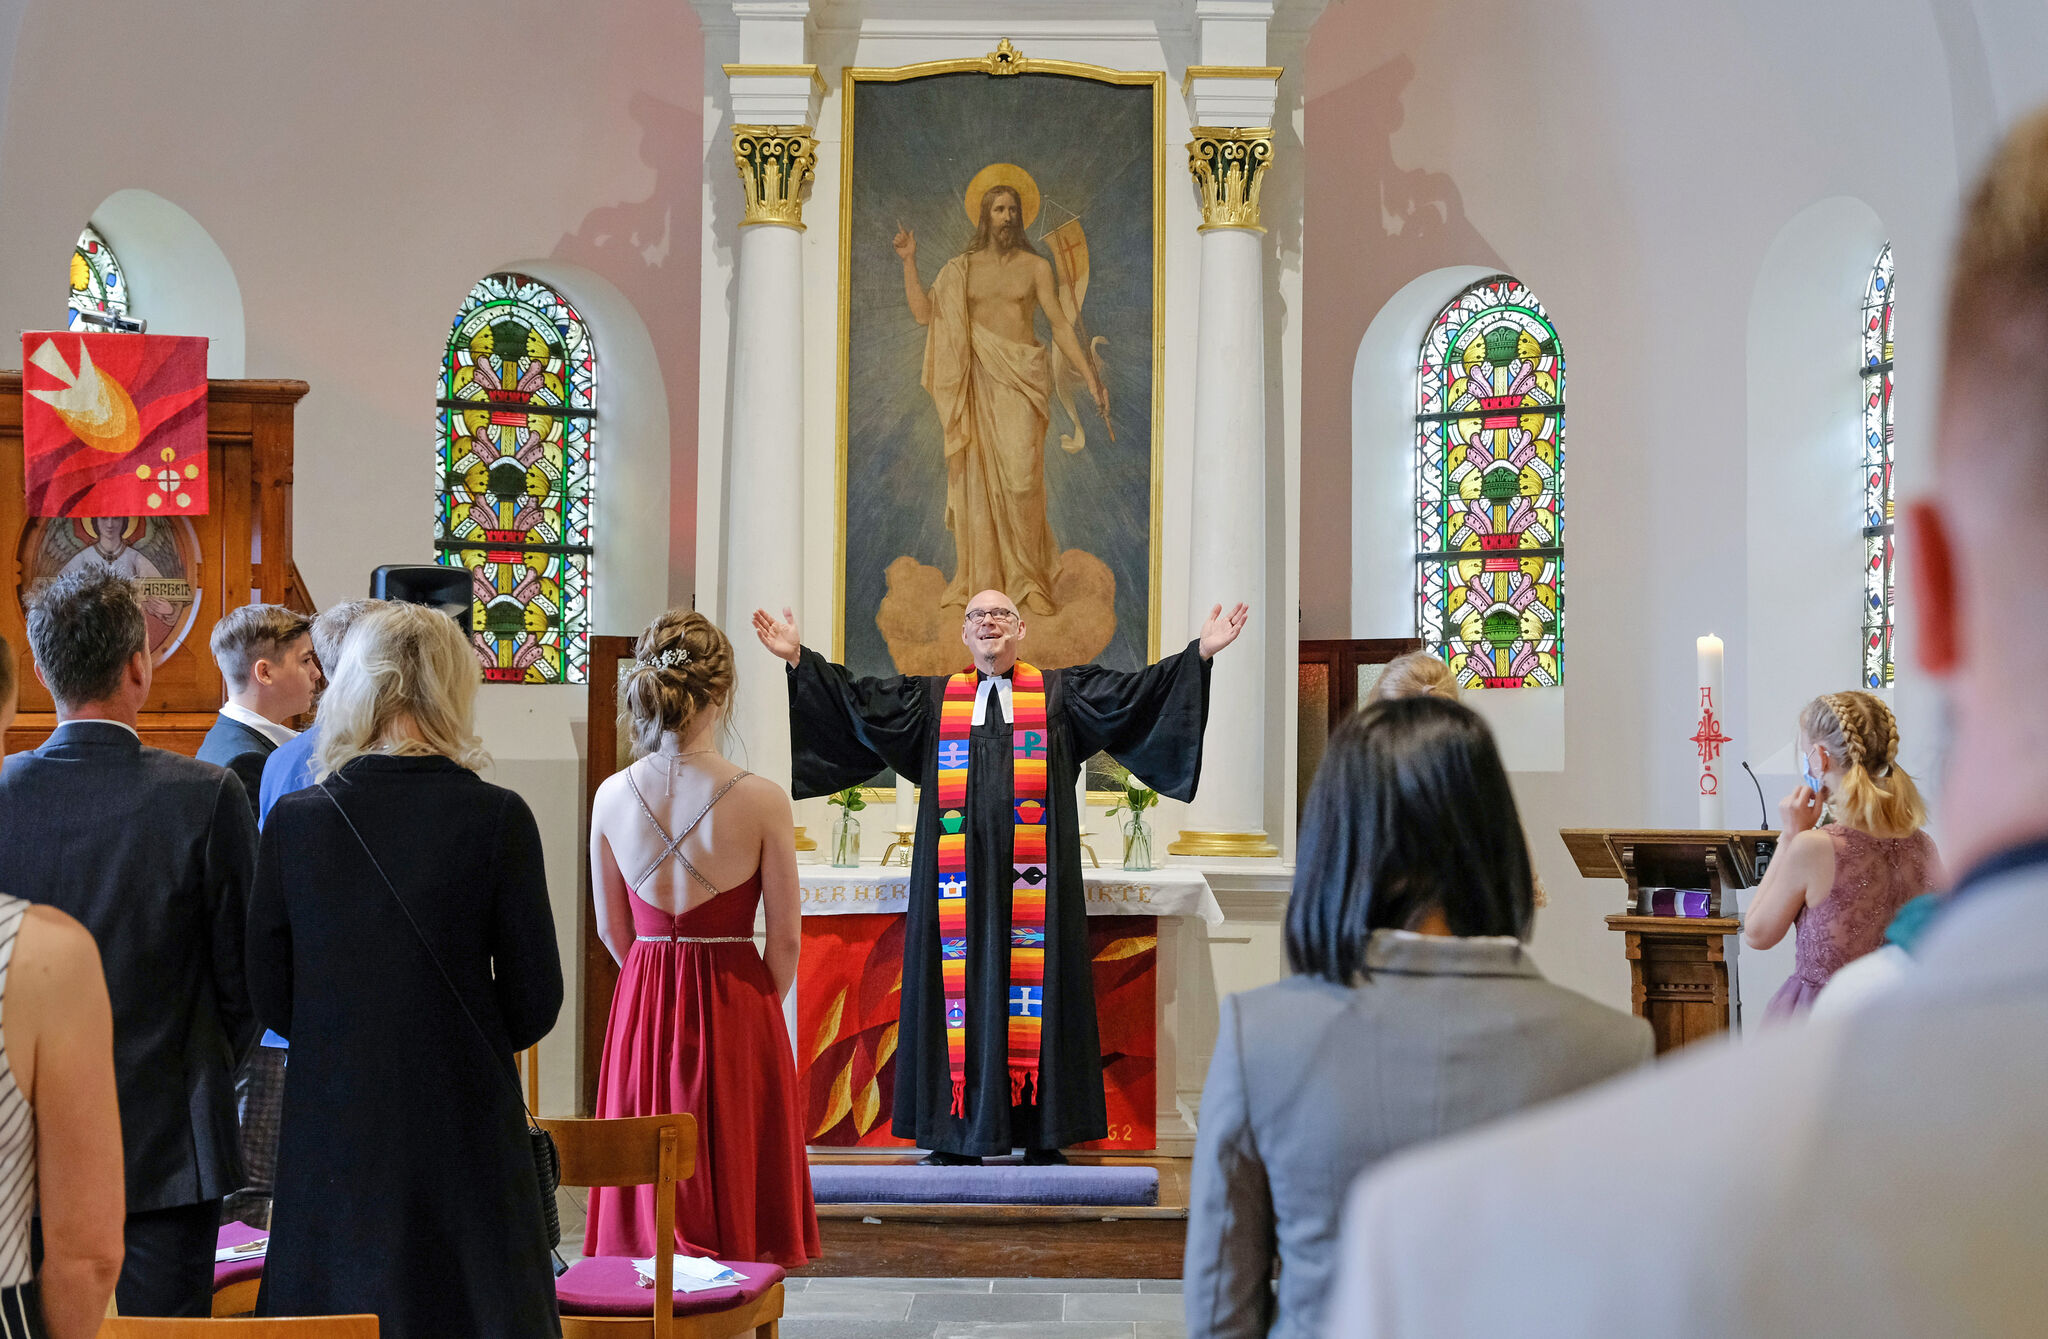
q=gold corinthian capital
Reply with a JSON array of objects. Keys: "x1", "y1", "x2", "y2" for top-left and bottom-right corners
[
  {"x1": 733, "y1": 125, "x2": 818, "y2": 229},
  {"x1": 1187, "y1": 127, "x2": 1274, "y2": 232}
]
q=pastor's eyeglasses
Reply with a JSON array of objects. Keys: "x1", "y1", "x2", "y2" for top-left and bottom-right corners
[{"x1": 964, "y1": 609, "x2": 1020, "y2": 627}]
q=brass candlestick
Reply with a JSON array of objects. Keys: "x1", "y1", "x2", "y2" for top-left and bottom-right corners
[{"x1": 879, "y1": 825, "x2": 915, "y2": 867}]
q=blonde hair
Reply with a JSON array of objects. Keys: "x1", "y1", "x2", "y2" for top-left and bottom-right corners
[
  {"x1": 314, "y1": 603, "x2": 488, "y2": 780},
  {"x1": 623, "y1": 610, "x2": 736, "y2": 757},
  {"x1": 1367, "y1": 651, "x2": 1460, "y2": 704},
  {"x1": 1798, "y1": 690, "x2": 1926, "y2": 839}
]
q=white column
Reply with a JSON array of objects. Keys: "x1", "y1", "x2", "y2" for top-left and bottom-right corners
[
  {"x1": 713, "y1": 44, "x2": 820, "y2": 805},
  {"x1": 1172, "y1": 56, "x2": 1282, "y2": 859},
  {"x1": 1173, "y1": 226, "x2": 1276, "y2": 856},
  {"x1": 725, "y1": 217, "x2": 808, "y2": 788}
]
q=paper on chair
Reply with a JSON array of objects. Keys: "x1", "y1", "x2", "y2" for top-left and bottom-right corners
[
  {"x1": 214, "y1": 1237, "x2": 267, "y2": 1262},
  {"x1": 631, "y1": 1255, "x2": 745, "y2": 1292}
]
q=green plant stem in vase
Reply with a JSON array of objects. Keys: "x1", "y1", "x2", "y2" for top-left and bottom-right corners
[
  {"x1": 1105, "y1": 767, "x2": 1159, "y2": 873},
  {"x1": 826, "y1": 786, "x2": 866, "y2": 868}
]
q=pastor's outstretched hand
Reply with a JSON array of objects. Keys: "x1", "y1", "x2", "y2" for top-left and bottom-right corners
[
  {"x1": 753, "y1": 607, "x2": 802, "y2": 666},
  {"x1": 1199, "y1": 603, "x2": 1250, "y2": 660}
]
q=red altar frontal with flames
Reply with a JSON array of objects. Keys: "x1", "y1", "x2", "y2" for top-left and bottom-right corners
[{"x1": 797, "y1": 914, "x2": 1159, "y2": 1151}]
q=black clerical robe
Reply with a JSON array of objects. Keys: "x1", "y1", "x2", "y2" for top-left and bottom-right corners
[{"x1": 789, "y1": 642, "x2": 1211, "y2": 1154}]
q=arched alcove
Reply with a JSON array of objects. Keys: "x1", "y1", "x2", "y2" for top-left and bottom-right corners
[
  {"x1": 1349, "y1": 264, "x2": 1564, "y2": 770},
  {"x1": 456, "y1": 259, "x2": 673, "y2": 650},
  {"x1": 1744, "y1": 197, "x2": 1887, "y2": 756},
  {"x1": 1349, "y1": 265, "x2": 1499, "y2": 638},
  {"x1": 86, "y1": 189, "x2": 245, "y2": 376}
]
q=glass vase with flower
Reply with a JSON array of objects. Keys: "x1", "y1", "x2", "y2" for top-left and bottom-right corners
[
  {"x1": 826, "y1": 786, "x2": 865, "y2": 868},
  {"x1": 1104, "y1": 766, "x2": 1160, "y2": 872}
]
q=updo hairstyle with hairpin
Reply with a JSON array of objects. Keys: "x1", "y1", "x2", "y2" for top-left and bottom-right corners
[
  {"x1": 624, "y1": 610, "x2": 736, "y2": 757},
  {"x1": 1797, "y1": 689, "x2": 1927, "y2": 839}
]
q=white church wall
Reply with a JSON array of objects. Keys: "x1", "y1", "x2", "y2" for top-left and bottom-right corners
[
  {"x1": 90, "y1": 189, "x2": 246, "y2": 377},
  {"x1": 0, "y1": 0, "x2": 708, "y2": 1113},
  {"x1": 1304, "y1": 0, "x2": 2041, "y2": 1014}
]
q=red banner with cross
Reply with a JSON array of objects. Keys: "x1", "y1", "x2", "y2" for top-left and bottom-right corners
[{"x1": 20, "y1": 332, "x2": 209, "y2": 518}]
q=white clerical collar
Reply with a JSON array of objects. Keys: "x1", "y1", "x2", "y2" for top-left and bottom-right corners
[
  {"x1": 220, "y1": 700, "x2": 299, "y2": 747},
  {"x1": 972, "y1": 672, "x2": 1014, "y2": 726}
]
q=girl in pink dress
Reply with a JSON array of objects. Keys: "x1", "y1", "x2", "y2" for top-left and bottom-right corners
[
  {"x1": 1744, "y1": 690, "x2": 1945, "y2": 1021},
  {"x1": 584, "y1": 612, "x2": 819, "y2": 1267}
]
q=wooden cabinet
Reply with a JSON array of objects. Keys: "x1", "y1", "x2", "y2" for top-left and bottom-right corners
[{"x1": 0, "y1": 374, "x2": 312, "y2": 756}]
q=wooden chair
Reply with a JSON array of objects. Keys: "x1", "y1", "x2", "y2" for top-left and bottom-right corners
[
  {"x1": 210, "y1": 1279, "x2": 262, "y2": 1319},
  {"x1": 212, "y1": 1220, "x2": 270, "y2": 1317},
  {"x1": 100, "y1": 1318, "x2": 378, "y2": 1337},
  {"x1": 538, "y1": 1113, "x2": 784, "y2": 1339}
]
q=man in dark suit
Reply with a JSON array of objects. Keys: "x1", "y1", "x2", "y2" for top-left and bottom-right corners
[
  {"x1": 196, "y1": 603, "x2": 317, "y2": 824},
  {"x1": 0, "y1": 567, "x2": 259, "y2": 1317}
]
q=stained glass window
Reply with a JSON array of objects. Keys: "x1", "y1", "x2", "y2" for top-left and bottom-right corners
[
  {"x1": 435, "y1": 273, "x2": 595, "y2": 685},
  {"x1": 67, "y1": 226, "x2": 129, "y2": 329},
  {"x1": 1415, "y1": 275, "x2": 1564, "y2": 688},
  {"x1": 1861, "y1": 244, "x2": 1895, "y2": 689}
]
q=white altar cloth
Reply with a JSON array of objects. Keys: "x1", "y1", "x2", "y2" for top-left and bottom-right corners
[{"x1": 798, "y1": 862, "x2": 1223, "y2": 925}]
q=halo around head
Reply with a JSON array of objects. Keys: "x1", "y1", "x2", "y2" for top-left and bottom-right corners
[
  {"x1": 963, "y1": 163, "x2": 1041, "y2": 230},
  {"x1": 74, "y1": 516, "x2": 145, "y2": 545}
]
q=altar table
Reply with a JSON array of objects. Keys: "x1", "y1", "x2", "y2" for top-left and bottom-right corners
[
  {"x1": 794, "y1": 862, "x2": 1219, "y2": 1153},
  {"x1": 797, "y1": 863, "x2": 1223, "y2": 924}
]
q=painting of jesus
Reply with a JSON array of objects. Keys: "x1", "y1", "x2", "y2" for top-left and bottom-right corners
[{"x1": 837, "y1": 53, "x2": 1162, "y2": 678}]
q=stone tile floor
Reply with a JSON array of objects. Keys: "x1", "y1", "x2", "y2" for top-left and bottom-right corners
[
  {"x1": 559, "y1": 1195, "x2": 1186, "y2": 1336},
  {"x1": 777, "y1": 1277, "x2": 1186, "y2": 1339}
]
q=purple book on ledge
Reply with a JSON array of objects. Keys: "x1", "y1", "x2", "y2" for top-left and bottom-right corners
[{"x1": 1645, "y1": 887, "x2": 1713, "y2": 917}]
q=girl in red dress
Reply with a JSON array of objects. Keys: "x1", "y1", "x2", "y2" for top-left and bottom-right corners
[{"x1": 585, "y1": 611, "x2": 818, "y2": 1267}]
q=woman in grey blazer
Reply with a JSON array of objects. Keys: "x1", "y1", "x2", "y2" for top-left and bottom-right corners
[{"x1": 1183, "y1": 696, "x2": 1651, "y2": 1339}]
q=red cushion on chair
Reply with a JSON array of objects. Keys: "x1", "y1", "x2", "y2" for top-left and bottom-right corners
[
  {"x1": 214, "y1": 1222, "x2": 268, "y2": 1289},
  {"x1": 556, "y1": 1257, "x2": 784, "y2": 1318}
]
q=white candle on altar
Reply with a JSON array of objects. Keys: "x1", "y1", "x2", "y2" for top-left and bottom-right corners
[
  {"x1": 1076, "y1": 770, "x2": 1091, "y2": 835},
  {"x1": 894, "y1": 776, "x2": 915, "y2": 833},
  {"x1": 1695, "y1": 634, "x2": 1727, "y2": 830}
]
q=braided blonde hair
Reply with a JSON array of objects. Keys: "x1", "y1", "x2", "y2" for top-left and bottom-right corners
[
  {"x1": 623, "y1": 610, "x2": 737, "y2": 757},
  {"x1": 1797, "y1": 689, "x2": 1927, "y2": 839}
]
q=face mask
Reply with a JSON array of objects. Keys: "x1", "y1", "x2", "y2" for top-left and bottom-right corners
[{"x1": 1801, "y1": 748, "x2": 1824, "y2": 795}]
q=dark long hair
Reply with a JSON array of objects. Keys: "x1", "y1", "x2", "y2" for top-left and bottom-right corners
[
  {"x1": 1286, "y1": 696, "x2": 1535, "y2": 983},
  {"x1": 965, "y1": 185, "x2": 1037, "y2": 256}
]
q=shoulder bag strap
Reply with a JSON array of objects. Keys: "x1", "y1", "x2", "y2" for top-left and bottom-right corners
[{"x1": 319, "y1": 783, "x2": 537, "y2": 1123}]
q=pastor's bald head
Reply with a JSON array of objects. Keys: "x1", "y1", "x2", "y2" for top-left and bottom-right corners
[
  {"x1": 967, "y1": 590, "x2": 1018, "y2": 619},
  {"x1": 961, "y1": 589, "x2": 1025, "y2": 673}
]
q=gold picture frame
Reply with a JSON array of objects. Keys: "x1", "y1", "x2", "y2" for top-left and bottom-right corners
[{"x1": 832, "y1": 40, "x2": 1166, "y2": 674}]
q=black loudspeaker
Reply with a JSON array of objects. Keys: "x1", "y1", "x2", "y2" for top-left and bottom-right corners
[{"x1": 369, "y1": 564, "x2": 473, "y2": 632}]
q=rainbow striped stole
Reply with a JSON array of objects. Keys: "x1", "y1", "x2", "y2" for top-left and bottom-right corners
[{"x1": 935, "y1": 663, "x2": 1049, "y2": 1117}]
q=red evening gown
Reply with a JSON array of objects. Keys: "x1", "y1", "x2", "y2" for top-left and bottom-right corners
[{"x1": 585, "y1": 872, "x2": 820, "y2": 1266}]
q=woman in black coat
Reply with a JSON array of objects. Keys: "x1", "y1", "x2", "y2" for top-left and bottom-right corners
[{"x1": 247, "y1": 603, "x2": 564, "y2": 1339}]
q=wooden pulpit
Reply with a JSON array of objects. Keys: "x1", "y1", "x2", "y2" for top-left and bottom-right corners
[
  {"x1": 1562, "y1": 828, "x2": 1776, "y2": 1054},
  {"x1": 0, "y1": 374, "x2": 312, "y2": 756}
]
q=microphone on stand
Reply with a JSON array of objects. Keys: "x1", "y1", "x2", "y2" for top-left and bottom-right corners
[
  {"x1": 1741, "y1": 761, "x2": 1769, "y2": 831},
  {"x1": 1742, "y1": 760, "x2": 1777, "y2": 879}
]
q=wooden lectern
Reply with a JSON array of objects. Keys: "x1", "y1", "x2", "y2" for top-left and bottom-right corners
[{"x1": 1561, "y1": 828, "x2": 1776, "y2": 1054}]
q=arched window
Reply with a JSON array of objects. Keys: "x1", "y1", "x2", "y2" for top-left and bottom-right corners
[
  {"x1": 67, "y1": 225, "x2": 129, "y2": 329},
  {"x1": 1415, "y1": 275, "x2": 1564, "y2": 688},
  {"x1": 1862, "y1": 244, "x2": 1894, "y2": 689},
  {"x1": 436, "y1": 273, "x2": 596, "y2": 685}
]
